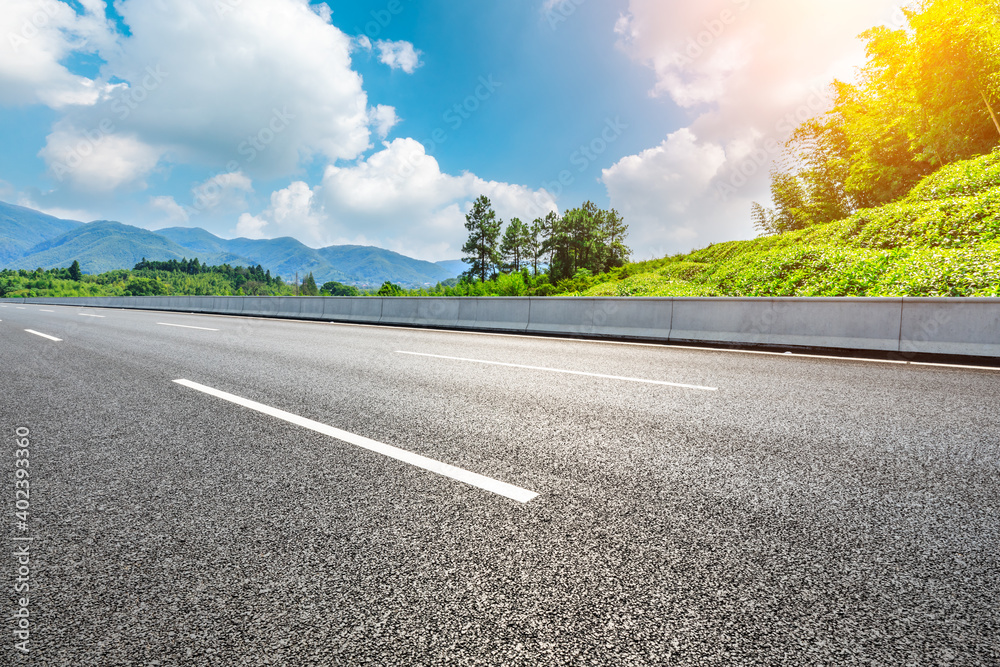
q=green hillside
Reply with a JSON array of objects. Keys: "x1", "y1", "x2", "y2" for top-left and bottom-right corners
[
  {"x1": 577, "y1": 151, "x2": 1000, "y2": 298},
  {"x1": 0, "y1": 201, "x2": 81, "y2": 265},
  {"x1": 8, "y1": 220, "x2": 236, "y2": 274}
]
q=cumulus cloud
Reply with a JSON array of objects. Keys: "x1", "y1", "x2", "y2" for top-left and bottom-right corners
[
  {"x1": 235, "y1": 181, "x2": 326, "y2": 244},
  {"x1": 37, "y1": 0, "x2": 382, "y2": 190},
  {"x1": 606, "y1": 0, "x2": 902, "y2": 256},
  {"x1": 0, "y1": 0, "x2": 118, "y2": 108},
  {"x1": 150, "y1": 195, "x2": 190, "y2": 225},
  {"x1": 39, "y1": 124, "x2": 163, "y2": 192},
  {"x1": 368, "y1": 104, "x2": 399, "y2": 139},
  {"x1": 236, "y1": 139, "x2": 556, "y2": 260},
  {"x1": 375, "y1": 40, "x2": 422, "y2": 74},
  {"x1": 191, "y1": 171, "x2": 254, "y2": 213}
]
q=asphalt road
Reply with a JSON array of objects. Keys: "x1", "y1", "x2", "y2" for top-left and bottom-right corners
[{"x1": 1, "y1": 303, "x2": 998, "y2": 666}]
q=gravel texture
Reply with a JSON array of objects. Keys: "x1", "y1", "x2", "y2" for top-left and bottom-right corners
[{"x1": 1, "y1": 304, "x2": 998, "y2": 665}]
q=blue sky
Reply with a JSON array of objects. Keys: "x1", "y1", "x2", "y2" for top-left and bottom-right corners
[{"x1": 0, "y1": 0, "x2": 901, "y2": 261}]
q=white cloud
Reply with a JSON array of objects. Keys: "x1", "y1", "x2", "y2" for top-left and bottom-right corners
[
  {"x1": 235, "y1": 181, "x2": 326, "y2": 244},
  {"x1": 368, "y1": 104, "x2": 399, "y2": 139},
  {"x1": 150, "y1": 195, "x2": 190, "y2": 224},
  {"x1": 319, "y1": 138, "x2": 556, "y2": 259},
  {"x1": 191, "y1": 171, "x2": 254, "y2": 212},
  {"x1": 310, "y1": 2, "x2": 332, "y2": 23},
  {"x1": 0, "y1": 0, "x2": 118, "y2": 108},
  {"x1": 237, "y1": 139, "x2": 556, "y2": 260},
  {"x1": 375, "y1": 40, "x2": 422, "y2": 74},
  {"x1": 605, "y1": 0, "x2": 903, "y2": 256},
  {"x1": 37, "y1": 0, "x2": 385, "y2": 190},
  {"x1": 39, "y1": 125, "x2": 163, "y2": 192},
  {"x1": 14, "y1": 194, "x2": 94, "y2": 223}
]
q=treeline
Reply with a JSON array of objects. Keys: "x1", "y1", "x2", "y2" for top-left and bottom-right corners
[
  {"x1": 0, "y1": 262, "x2": 369, "y2": 299},
  {"x1": 133, "y1": 257, "x2": 283, "y2": 294},
  {"x1": 461, "y1": 195, "x2": 630, "y2": 284},
  {"x1": 752, "y1": 0, "x2": 1000, "y2": 234}
]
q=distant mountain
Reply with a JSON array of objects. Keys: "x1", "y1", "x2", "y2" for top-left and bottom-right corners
[
  {"x1": 317, "y1": 246, "x2": 453, "y2": 285},
  {"x1": 435, "y1": 259, "x2": 467, "y2": 278},
  {"x1": 1, "y1": 201, "x2": 458, "y2": 287},
  {"x1": 8, "y1": 220, "x2": 237, "y2": 274},
  {"x1": 0, "y1": 201, "x2": 82, "y2": 265}
]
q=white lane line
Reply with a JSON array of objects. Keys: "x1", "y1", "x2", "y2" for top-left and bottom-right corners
[
  {"x1": 173, "y1": 379, "x2": 539, "y2": 503},
  {"x1": 158, "y1": 322, "x2": 219, "y2": 331},
  {"x1": 40, "y1": 309, "x2": 54, "y2": 313},
  {"x1": 25, "y1": 329, "x2": 62, "y2": 342},
  {"x1": 396, "y1": 351, "x2": 719, "y2": 391},
  {"x1": 15, "y1": 307, "x2": 25, "y2": 309},
  {"x1": 78, "y1": 313, "x2": 105, "y2": 318}
]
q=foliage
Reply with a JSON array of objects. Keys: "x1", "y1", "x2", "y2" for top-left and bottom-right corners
[
  {"x1": 754, "y1": 0, "x2": 1000, "y2": 230},
  {"x1": 548, "y1": 202, "x2": 630, "y2": 282},
  {"x1": 300, "y1": 272, "x2": 319, "y2": 296},
  {"x1": 575, "y1": 151, "x2": 1000, "y2": 297},
  {"x1": 461, "y1": 195, "x2": 502, "y2": 282},
  {"x1": 0, "y1": 259, "x2": 296, "y2": 298},
  {"x1": 376, "y1": 281, "x2": 404, "y2": 296},
  {"x1": 322, "y1": 280, "x2": 361, "y2": 296}
]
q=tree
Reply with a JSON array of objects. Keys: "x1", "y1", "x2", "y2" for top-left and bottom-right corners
[
  {"x1": 69, "y1": 260, "x2": 82, "y2": 281},
  {"x1": 461, "y1": 195, "x2": 502, "y2": 282},
  {"x1": 755, "y1": 0, "x2": 1000, "y2": 221},
  {"x1": 322, "y1": 281, "x2": 360, "y2": 296},
  {"x1": 300, "y1": 272, "x2": 319, "y2": 296},
  {"x1": 376, "y1": 281, "x2": 404, "y2": 296},
  {"x1": 527, "y1": 218, "x2": 545, "y2": 275},
  {"x1": 499, "y1": 217, "x2": 530, "y2": 273},
  {"x1": 599, "y1": 208, "x2": 630, "y2": 272}
]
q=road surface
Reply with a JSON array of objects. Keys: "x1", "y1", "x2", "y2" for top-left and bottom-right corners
[{"x1": 1, "y1": 303, "x2": 998, "y2": 665}]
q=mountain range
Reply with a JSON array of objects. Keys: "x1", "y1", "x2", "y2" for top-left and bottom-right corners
[{"x1": 0, "y1": 201, "x2": 464, "y2": 287}]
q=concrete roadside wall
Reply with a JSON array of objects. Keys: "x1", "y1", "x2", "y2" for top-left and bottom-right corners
[{"x1": 4, "y1": 296, "x2": 998, "y2": 359}]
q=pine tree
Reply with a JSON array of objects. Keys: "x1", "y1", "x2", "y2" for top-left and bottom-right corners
[
  {"x1": 500, "y1": 217, "x2": 529, "y2": 273},
  {"x1": 69, "y1": 260, "x2": 82, "y2": 281},
  {"x1": 301, "y1": 272, "x2": 319, "y2": 296},
  {"x1": 461, "y1": 195, "x2": 502, "y2": 282}
]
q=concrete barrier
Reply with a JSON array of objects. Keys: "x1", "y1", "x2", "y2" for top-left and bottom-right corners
[
  {"x1": 378, "y1": 298, "x2": 420, "y2": 326},
  {"x1": 215, "y1": 297, "x2": 244, "y2": 316},
  {"x1": 591, "y1": 298, "x2": 673, "y2": 340},
  {"x1": 474, "y1": 297, "x2": 530, "y2": 332},
  {"x1": 272, "y1": 297, "x2": 300, "y2": 319},
  {"x1": 670, "y1": 298, "x2": 775, "y2": 346},
  {"x1": 347, "y1": 297, "x2": 383, "y2": 323},
  {"x1": 145, "y1": 296, "x2": 168, "y2": 311},
  {"x1": 527, "y1": 297, "x2": 595, "y2": 336},
  {"x1": 527, "y1": 297, "x2": 672, "y2": 339},
  {"x1": 322, "y1": 298, "x2": 356, "y2": 321},
  {"x1": 297, "y1": 297, "x2": 328, "y2": 321},
  {"x1": 416, "y1": 298, "x2": 461, "y2": 328},
  {"x1": 456, "y1": 299, "x2": 478, "y2": 329},
  {"x1": 900, "y1": 298, "x2": 1000, "y2": 357},
  {"x1": 379, "y1": 298, "x2": 461, "y2": 328},
  {"x1": 6, "y1": 294, "x2": 998, "y2": 359},
  {"x1": 766, "y1": 297, "x2": 903, "y2": 351}
]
